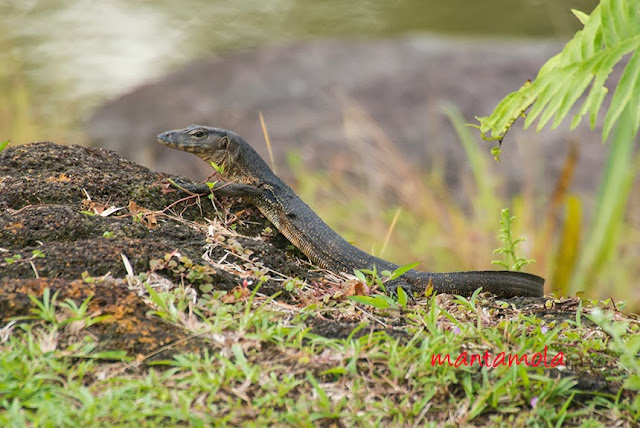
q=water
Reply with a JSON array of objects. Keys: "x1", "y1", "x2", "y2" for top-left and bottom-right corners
[{"x1": 0, "y1": 0, "x2": 597, "y2": 140}]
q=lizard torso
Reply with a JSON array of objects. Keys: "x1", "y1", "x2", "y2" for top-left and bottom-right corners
[{"x1": 158, "y1": 125, "x2": 544, "y2": 298}]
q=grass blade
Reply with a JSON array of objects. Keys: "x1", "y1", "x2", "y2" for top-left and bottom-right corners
[
  {"x1": 569, "y1": 104, "x2": 637, "y2": 294},
  {"x1": 551, "y1": 195, "x2": 582, "y2": 296},
  {"x1": 388, "y1": 262, "x2": 421, "y2": 281}
]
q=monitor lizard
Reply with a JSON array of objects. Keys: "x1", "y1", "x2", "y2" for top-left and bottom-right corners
[{"x1": 157, "y1": 125, "x2": 544, "y2": 298}]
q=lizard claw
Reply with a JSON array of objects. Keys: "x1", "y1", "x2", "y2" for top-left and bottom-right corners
[{"x1": 386, "y1": 279, "x2": 416, "y2": 303}]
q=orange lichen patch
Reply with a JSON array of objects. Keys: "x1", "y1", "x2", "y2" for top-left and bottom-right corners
[
  {"x1": 221, "y1": 284, "x2": 252, "y2": 303},
  {"x1": 6, "y1": 221, "x2": 24, "y2": 230},
  {"x1": 0, "y1": 278, "x2": 210, "y2": 360},
  {"x1": 46, "y1": 173, "x2": 72, "y2": 182}
]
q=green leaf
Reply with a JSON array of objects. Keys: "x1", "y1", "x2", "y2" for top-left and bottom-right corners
[
  {"x1": 354, "y1": 269, "x2": 366, "y2": 283},
  {"x1": 31, "y1": 250, "x2": 45, "y2": 258},
  {"x1": 209, "y1": 161, "x2": 225, "y2": 174},
  {"x1": 603, "y1": 47, "x2": 640, "y2": 140},
  {"x1": 396, "y1": 285, "x2": 408, "y2": 308},
  {"x1": 551, "y1": 72, "x2": 595, "y2": 130},
  {"x1": 348, "y1": 295, "x2": 394, "y2": 309},
  {"x1": 490, "y1": 146, "x2": 502, "y2": 162},
  {"x1": 572, "y1": 9, "x2": 590, "y2": 26},
  {"x1": 0, "y1": 140, "x2": 9, "y2": 152},
  {"x1": 492, "y1": 208, "x2": 534, "y2": 271},
  {"x1": 476, "y1": 0, "x2": 640, "y2": 145},
  {"x1": 524, "y1": 72, "x2": 571, "y2": 131},
  {"x1": 626, "y1": 334, "x2": 640, "y2": 354},
  {"x1": 321, "y1": 367, "x2": 348, "y2": 376},
  {"x1": 387, "y1": 261, "x2": 421, "y2": 281},
  {"x1": 602, "y1": 0, "x2": 626, "y2": 45},
  {"x1": 624, "y1": 375, "x2": 640, "y2": 390}
]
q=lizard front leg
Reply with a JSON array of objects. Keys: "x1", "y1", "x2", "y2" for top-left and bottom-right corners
[{"x1": 167, "y1": 177, "x2": 265, "y2": 200}]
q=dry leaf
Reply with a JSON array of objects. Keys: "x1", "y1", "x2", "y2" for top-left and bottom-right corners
[
  {"x1": 344, "y1": 279, "x2": 368, "y2": 297},
  {"x1": 221, "y1": 285, "x2": 252, "y2": 303},
  {"x1": 128, "y1": 201, "x2": 158, "y2": 229}
]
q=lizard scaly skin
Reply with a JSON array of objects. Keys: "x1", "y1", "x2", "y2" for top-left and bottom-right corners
[{"x1": 158, "y1": 125, "x2": 544, "y2": 298}]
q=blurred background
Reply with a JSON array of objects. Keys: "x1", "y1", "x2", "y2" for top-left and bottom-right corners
[{"x1": 4, "y1": 0, "x2": 639, "y2": 309}]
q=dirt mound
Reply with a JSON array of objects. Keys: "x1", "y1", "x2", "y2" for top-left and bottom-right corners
[{"x1": 0, "y1": 142, "x2": 317, "y2": 357}]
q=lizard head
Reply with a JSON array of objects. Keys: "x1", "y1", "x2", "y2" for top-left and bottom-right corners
[{"x1": 157, "y1": 125, "x2": 239, "y2": 175}]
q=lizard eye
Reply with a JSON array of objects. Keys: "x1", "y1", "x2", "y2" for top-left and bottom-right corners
[{"x1": 190, "y1": 130, "x2": 205, "y2": 138}]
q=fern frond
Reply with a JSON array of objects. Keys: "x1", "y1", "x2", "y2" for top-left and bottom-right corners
[{"x1": 477, "y1": 0, "x2": 640, "y2": 142}]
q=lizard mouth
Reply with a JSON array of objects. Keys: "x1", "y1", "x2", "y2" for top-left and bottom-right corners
[
  {"x1": 157, "y1": 132, "x2": 203, "y2": 153},
  {"x1": 157, "y1": 132, "x2": 175, "y2": 147},
  {"x1": 157, "y1": 131, "x2": 182, "y2": 148}
]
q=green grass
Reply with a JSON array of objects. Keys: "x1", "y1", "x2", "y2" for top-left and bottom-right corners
[{"x1": 1, "y1": 283, "x2": 638, "y2": 426}]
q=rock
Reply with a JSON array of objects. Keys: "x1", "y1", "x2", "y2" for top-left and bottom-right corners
[{"x1": 87, "y1": 36, "x2": 625, "y2": 202}]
